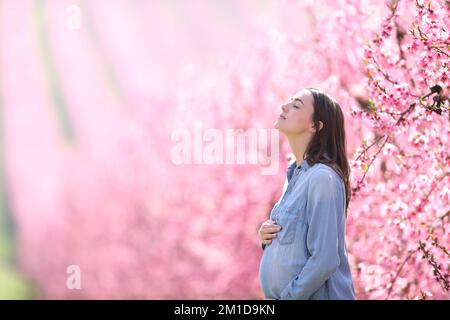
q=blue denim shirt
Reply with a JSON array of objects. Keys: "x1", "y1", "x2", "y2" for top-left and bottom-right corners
[{"x1": 259, "y1": 155, "x2": 356, "y2": 300}]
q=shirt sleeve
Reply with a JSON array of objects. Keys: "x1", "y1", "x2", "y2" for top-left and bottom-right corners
[{"x1": 279, "y1": 168, "x2": 341, "y2": 300}]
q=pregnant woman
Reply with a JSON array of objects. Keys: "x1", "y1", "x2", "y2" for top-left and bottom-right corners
[{"x1": 258, "y1": 88, "x2": 356, "y2": 300}]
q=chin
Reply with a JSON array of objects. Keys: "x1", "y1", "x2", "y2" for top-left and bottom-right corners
[
  {"x1": 275, "y1": 124, "x2": 282, "y2": 130},
  {"x1": 274, "y1": 119, "x2": 284, "y2": 129}
]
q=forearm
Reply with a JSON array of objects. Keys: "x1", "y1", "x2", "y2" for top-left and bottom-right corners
[{"x1": 278, "y1": 254, "x2": 339, "y2": 299}]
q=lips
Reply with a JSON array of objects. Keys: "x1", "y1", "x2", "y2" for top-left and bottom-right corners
[{"x1": 279, "y1": 115, "x2": 286, "y2": 120}]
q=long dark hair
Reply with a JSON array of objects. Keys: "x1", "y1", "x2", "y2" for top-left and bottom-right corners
[{"x1": 303, "y1": 87, "x2": 351, "y2": 216}]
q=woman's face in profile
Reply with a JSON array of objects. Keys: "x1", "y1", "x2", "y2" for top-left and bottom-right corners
[{"x1": 274, "y1": 89, "x2": 316, "y2": 136}]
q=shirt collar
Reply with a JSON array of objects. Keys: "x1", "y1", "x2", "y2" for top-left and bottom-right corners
[{"x1": 287, "y1": 152, "x2": 331, "y2": 181}]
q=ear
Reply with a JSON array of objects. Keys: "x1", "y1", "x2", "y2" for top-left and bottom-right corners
[
  {"x1": 317, "y1": 121, "x2": 324, "y2": 132},
  {"x1": 311, "y1": 121, "x2": 323, "y2": 133}
]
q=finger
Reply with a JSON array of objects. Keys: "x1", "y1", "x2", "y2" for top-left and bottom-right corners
[
  {"x1": 268, "y1": 226, "x2": 282, "y2": 232},
  {"x1": 262, "y1": 239, "x2": 272, "y2": 245},
  {"x1": 262, "y1": 233, "x2": 278, "y2": 240},
  {"x1": 263, "y1": 225, "x2": 282, "y2": 233},
  {"x1": 260, "y1": 229, "x2": 280, "y2": 240},
  {"x1": 259, "y1": 225, "x2": 281, "y2": 241}
]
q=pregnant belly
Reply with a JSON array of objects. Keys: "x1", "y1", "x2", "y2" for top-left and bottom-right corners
[{"x1": 259, "y1": 244, "x2": 301, "y2": 299}]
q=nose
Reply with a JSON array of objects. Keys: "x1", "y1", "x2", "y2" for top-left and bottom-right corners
[{"x1": 281, "y1": 103, "x2": 288, "y2": 113}]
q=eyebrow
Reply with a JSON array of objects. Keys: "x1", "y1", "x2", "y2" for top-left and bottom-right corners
[{"x1": 292, "y1": 98, "x2": 304, "y2": 105}]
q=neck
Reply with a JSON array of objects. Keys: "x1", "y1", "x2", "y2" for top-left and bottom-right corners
[{"x1": 286, "y1": 133, "x2": 313, "y2": 167}]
